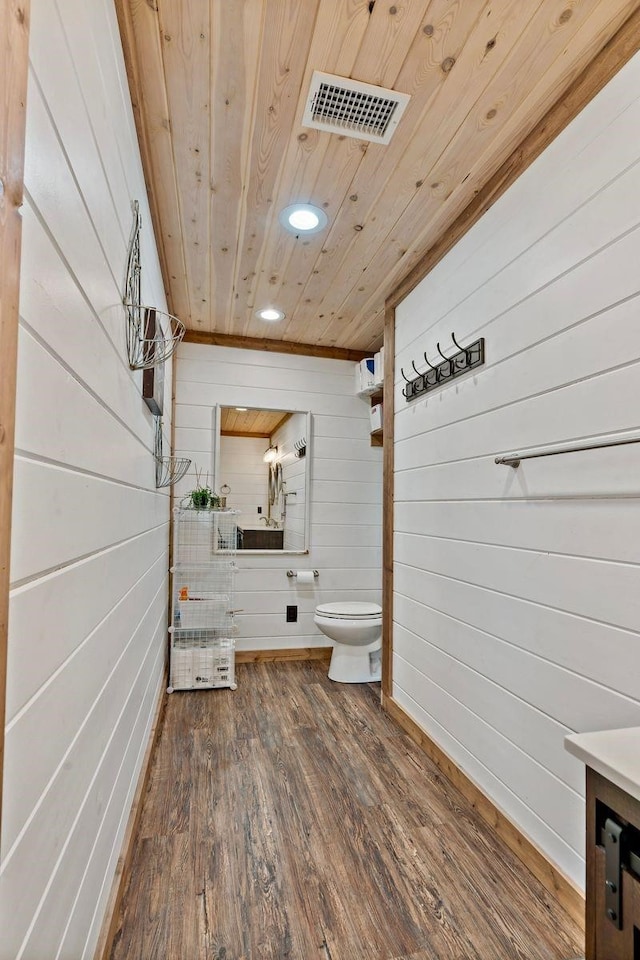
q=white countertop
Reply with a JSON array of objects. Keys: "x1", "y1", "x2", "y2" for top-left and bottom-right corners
[{"x1": 565, "y1": 727, "x2": 640, "y2": 803}]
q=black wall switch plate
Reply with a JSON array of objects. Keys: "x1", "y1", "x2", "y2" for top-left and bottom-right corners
[{"x1": 286, "y1": 605, "x2": 298, "y2": 623}]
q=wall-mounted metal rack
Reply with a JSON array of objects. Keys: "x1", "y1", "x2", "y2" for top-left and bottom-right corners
[
  {"x1": 124, "y1": 200, "x2": 185, "y2": 370},
  {"x1": 154, "y1": 416, "x2": 191, "y2": 488},
  {"x1": 401, "y1": 333, "x2": 484, "y2": 402}
]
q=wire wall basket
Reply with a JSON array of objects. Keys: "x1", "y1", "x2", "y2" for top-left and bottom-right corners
[
  {"x1": 124, "y1": 200, "x2": 185, "y2": 370},
  {"x1": 126, "y1": 305, "x2": 186, "y2": 370},
  {"x1": 154, "y1": 416, "x2": 191, "y2": 488}
]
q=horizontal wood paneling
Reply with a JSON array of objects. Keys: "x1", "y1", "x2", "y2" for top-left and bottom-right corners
[
  {"x1": 394, "y1": 561, "x2": 640, "y2": 710},
  {"x1": 1, "y1": 620, "x2": 166, "y2": 960},
  {"x1": 392, "y1": 51, "x2": 640, "y2": 891},
  {"x1": 175, "y1": 343, "x2": 383, "y2": 651},
  {"x1": 3, "y1": 563, "x2": 166, "y2": 853},
  {"x1": 395, "y1": 497, "x2": 640, "y2": 565},
  {"x1": 393, "y1": 589, "x2": 640, "y2": 743},
  {"x1": 6, "y1": 525, "x2": 168, "y2": 722},
  {"x1": 10, "y1": 458, "x2": 166, "y2": 585},
  {"x1": 1, "y1": 0, "x2": 171, "y2": 955}
]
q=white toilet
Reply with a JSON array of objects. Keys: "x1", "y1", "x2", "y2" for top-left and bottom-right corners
[{"x1": 313, "y1": 601, "x2": 382, "y2": 683}]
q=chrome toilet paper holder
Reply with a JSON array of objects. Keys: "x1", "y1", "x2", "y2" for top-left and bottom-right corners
[{"x1": 286, "y1": 570, "x2": 319, "y2": 578}]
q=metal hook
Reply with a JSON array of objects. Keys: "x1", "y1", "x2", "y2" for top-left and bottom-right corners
[
  {"x1": 436, "y1": 342, "x2": 450, "y2": 362},
  {"x1": 450, "y1": 331, "x2": 465, "y2": 353},
  {"x1": 411, "y1": 360, "x2": 424, "y2": 377},
  {"x1": 423, "y1": 352, "x2": 437, "y2": 371},
  {"x1": 400, "y1": 366, "x2": 411, "y2": 383},
  {"x1": 402, "y1": 384, "x2": 411, "y2": 398}
]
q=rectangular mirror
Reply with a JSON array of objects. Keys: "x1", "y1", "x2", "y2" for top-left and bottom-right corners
[{"x1": 213, "y1": 405, "x2": 311, "y2": 553}]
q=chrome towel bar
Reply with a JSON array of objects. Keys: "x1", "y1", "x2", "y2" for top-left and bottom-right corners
[{"x1": 496, "y1": 433, "x2": 640, "y2": 468}]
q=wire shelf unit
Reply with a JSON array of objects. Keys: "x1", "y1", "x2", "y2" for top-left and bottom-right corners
[{"x1": 168, "y1": 508, "x2": 239, "y2": 693}]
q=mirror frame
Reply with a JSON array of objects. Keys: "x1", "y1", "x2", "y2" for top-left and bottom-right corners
[{"x1": 213, "y1": 405, "x2": 312, "y2": 555}]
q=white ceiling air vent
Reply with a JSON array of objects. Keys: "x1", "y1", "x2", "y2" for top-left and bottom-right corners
[{"x1": 302, "y1": 71, "x2": 410, "y2": 145}]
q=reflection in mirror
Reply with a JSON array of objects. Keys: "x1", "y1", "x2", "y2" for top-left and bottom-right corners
[{"x1": 214, "y1": 406, "x2": 310, "y2": 553}]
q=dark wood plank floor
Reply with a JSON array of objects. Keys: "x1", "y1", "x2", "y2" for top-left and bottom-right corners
[{"x1": 110, "y1": 661, "x2": 584, "y2": 960}]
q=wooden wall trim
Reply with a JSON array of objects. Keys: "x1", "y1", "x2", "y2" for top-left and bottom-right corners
[
  {"x1": 93, "y1": 672, "x2": 167, "y2": 960},
  {"x1": 236, "y1": 647, "x2": 332, "y2": 664},
  {"x1": 381, "y1": 305, "x2": 395, "y2": 699},
  {"x1": 0, "y1": 0, "x2": 31, "y2": 841},
  {"x1": 381, "y1": 693, "x2": 585, "y2": 931},
  {"x1": 388, "y1": 5, "x2": 640, "y2": 311},
  {"x1": 183, "y1": 329, "x2": 371, "y2": 363}
]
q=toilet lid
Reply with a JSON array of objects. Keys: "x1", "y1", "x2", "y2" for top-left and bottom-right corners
[{"x1": 315, "y1": 601, "x2": 382, "y2": 620}]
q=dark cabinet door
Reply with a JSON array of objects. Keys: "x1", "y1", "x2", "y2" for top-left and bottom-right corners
[{"x1": 592, "y1": 847, "x2": 640, "y2": 959}]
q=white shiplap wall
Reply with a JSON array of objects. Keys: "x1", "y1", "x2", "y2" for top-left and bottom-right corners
[
  {"x1": 0, "y1": 0, "x2": 170, "y2": 957},
  {"x1": 175, "y1": 344, "x2": 383, "y2": 651},
  {"x1": 393, "y1": 52, "x2": 640, "y2": 891}
]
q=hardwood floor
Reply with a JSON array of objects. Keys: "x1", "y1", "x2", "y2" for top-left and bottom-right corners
[{"x1": 109, "y1": 661, "x2": 584, "y2": 960}]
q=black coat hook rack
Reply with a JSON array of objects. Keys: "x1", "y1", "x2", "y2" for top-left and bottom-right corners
[{"x1": 401, "y1": 332, "x2": 485, "y2": 402}]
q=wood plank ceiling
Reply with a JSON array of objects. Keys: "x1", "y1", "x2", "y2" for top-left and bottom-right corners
[
  {"x1": 220, "y1": 407, "x2": 290, "y2": 437},
  {"x1": 117, "y1": 0, "x2": 640, "y2": 352}
]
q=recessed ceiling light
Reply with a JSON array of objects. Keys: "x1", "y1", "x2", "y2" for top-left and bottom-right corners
[
  {"x1": 279, "y1": 203, "x2": 328, "y2": 235},
  {"x1": 235, "y1": 407, "x2": 247, "y2": 411},
  {"x1": 255, "y1": 307, "x2": 285, "y2": 322}
]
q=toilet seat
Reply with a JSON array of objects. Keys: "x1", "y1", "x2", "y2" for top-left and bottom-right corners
[{"x1": 315, "y1": 601, "x2": 382, "y2": 620}]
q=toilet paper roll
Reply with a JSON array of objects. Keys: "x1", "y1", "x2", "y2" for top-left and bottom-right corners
[{"x1": 296, "y1": 570, "x2": 315, "y2": 584}]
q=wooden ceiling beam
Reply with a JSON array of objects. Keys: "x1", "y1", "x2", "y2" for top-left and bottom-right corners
[{"x1": 182, "y1": 329, "x2": 371, "y2": 362}]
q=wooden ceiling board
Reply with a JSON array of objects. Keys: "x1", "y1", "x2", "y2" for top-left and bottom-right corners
[
  {"x1": 310, "y1": 0, "x2": 556, "y2": 344},
  {"x1": 211, "y1": 0, "x2": 266, "y2": 335},
  {"x1": 228, "y1": 1, "x2": 322, "y2": 335},
  {"x1": 240, "y1": 0, "x2": 372, "y2": 334},
  {"x1": 282, "y1": 0, "x2": 517, "y2": 346},
  {"x1": 350, "y1": 0, "x2": 434, "y2": 88},
  {"x1": 117, "y1": 0, "x2": 640, "y2": 350},
  {"x1": 246, "y1": 0, "x2": 439, "y2": 343},
  {"x1": 319, "y1": 0, "x2": 640, "y2": 347},
  {"x1": 115, "y1": 0, "x2": 190, "y2": 322},
  {"x1": 221, "y1": 407, "x2": 291, "y2": 436},
  {"x1": 157, "y1": 0, "x2": 211, "y2": 329}
]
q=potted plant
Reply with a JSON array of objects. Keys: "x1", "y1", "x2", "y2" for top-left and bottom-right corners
[{"x1": 186, "y1": 469, "x2": 221, "y2": 510}]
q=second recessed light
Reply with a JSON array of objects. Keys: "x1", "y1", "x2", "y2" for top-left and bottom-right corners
[
  {"x1": 279, "y1": 203, "x2": 328, "y2": 235},
  {"x1": 255, "y1": 307, "x2": 285, "y2": 322}
]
